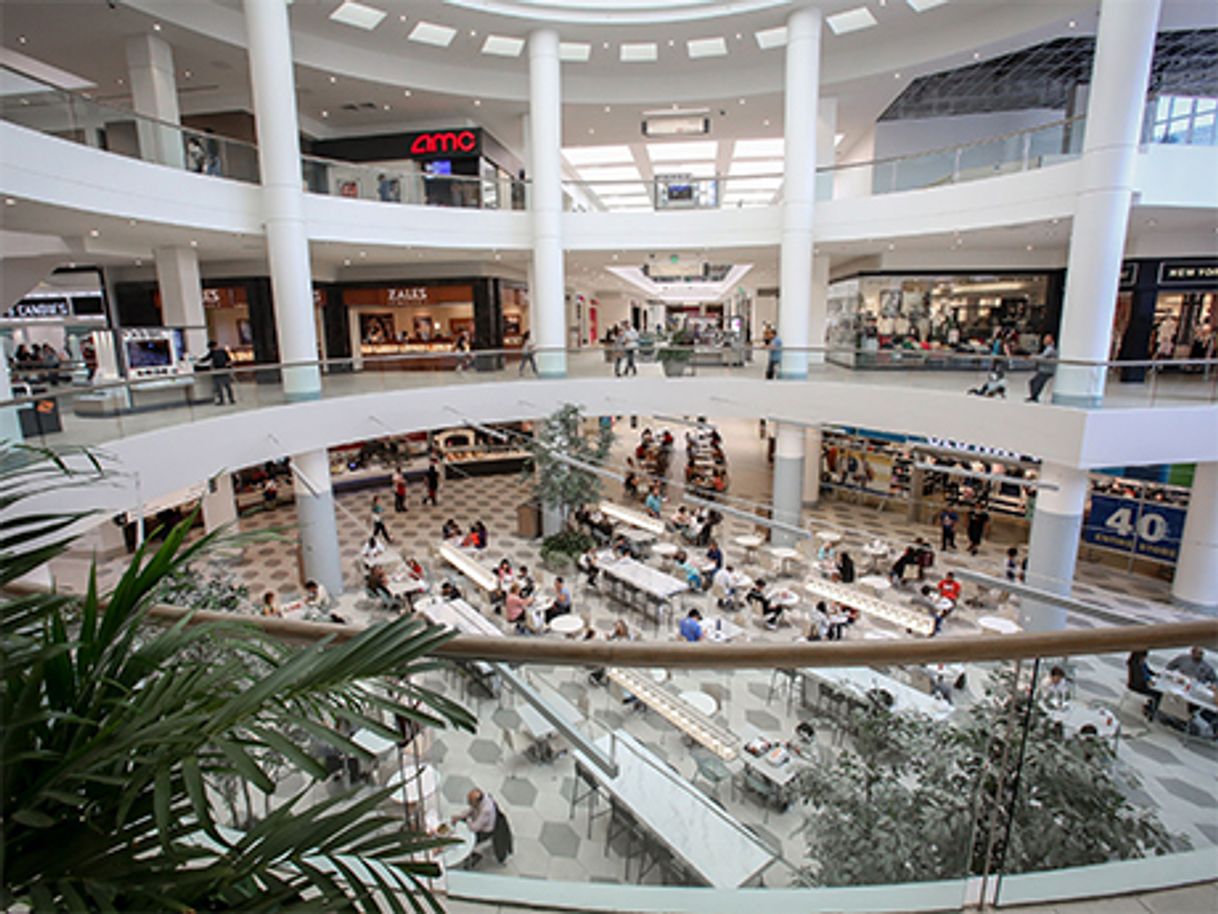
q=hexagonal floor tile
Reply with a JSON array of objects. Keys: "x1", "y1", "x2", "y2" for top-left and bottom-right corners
[
  {"x1": 538, "y1": 821, "x2": 581, "y2": 859},
  {"x1": 500, "y1": 775, "x2": 538, "y2": 807},
  {"x1": 467, "y1": 738, "x2": 503, "y2": 765},
  {"x1": 491, "y1": 707, "x2": 522, "y2": 730},
  {"x1": 441, "y1": 773, "x2": 476, "y2": 805}
]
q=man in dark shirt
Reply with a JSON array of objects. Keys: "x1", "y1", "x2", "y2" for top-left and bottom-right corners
[{"x1": 196, "y1": 340, "x2": 235, "y2": 404}]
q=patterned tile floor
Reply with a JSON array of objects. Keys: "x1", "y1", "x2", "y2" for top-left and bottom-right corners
[{"x1": 59, "y1": 417, "x2": 1217, "y2": 892}]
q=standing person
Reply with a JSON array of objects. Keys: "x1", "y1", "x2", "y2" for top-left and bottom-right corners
[
  {"x1": 938, "y1": 506, "x2": 959, "y2": 552},
  {"x1": 1026, "y1": 333, "x2": 1057, "y2": 403},
  {"x1": 610, "y1": 324, "x2": 624, "y2": 377},
  {"x1": 518, "y1": 331, "x2": 537, "y2": 376},
  {"x1": 391, "y1": 468, "x2": 408, "y2": 514},
  {"x1": 423, "y1": 460, "x2": 440, "y2": 506},
  {"x1": 621, "y1": 323, "x2": 639, "y2": 376},
  {"x1": 196, "y1": 340, "x2": 235, "y2": 405},
  {"x1": 966, "y1": 503, "x2": 990, "y2": 555},
  {"x1": 370, "y1": 495, "x2": 393, "y2": 544},
  {"x1": 765, "y1": 326, "x2": 783, "y2": 380}
]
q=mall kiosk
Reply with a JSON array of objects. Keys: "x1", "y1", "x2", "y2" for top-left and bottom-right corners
[{"x1": 74, "y1": 328, "x2": 211, "y2": 416}]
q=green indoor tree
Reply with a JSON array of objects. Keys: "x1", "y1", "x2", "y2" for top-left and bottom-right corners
[
  {"x1": 527, "y1": 403, "x2": 615, "y2": 523},
  {"x1": 0, "y1": 445, "x2": 476, "y2": 912}
]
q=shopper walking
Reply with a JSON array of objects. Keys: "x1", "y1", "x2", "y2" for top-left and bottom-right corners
[
  {"x1": 423, "y1": 461, "x2": 440, "y2": 506},
  {"x1": 518, "y1": 331, "x2": 537, "y2": 376},
  {"x1": 392, "y1": 468, "x2": 408, "y2": 513},
  {"x1": 966, "y1": 504, "x2": 990, "y2": 555},
  {"x1": 621, "y1": 324, "x2": 639, "y2": 376},
  {"x1": 1026, "y1": 333, "x2": 1057, "y2": 403},
  {"x1": 938, "y1": 506, "x2": 959, "y2": 551},
  {"x1": 370, "y1": 495, "x2": 393, "y2": 543},
  {"x1": 196, "y1": 340, "x2": 235, "y2": 405},
  {"x1": 764, "y1": 326, "x2": 783, "y2": 380}
]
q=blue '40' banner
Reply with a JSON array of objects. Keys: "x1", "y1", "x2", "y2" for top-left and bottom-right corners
[{"x1": 1082, "y1": 495, "x2": 1185, "y2": 564}]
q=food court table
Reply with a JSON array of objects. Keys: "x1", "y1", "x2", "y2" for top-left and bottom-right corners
[
  {"x1": 733, "y1": 534, "x2": 763, "y2": 564},
  {"x1": 858, "y1": 574, "x2": 891, "y2": 596},
  {"x1": 680, "y1": 689, "x2": 718, "y2": 717},
  {"x1": 597, "y1": 552, "x2": 687, "y2": 626},
  {"x1": 550, "y1": 614, "x2": 585, "y2": 636},
  {"x1": 767, "y1": 546, "x2": 803, "y2": 577},
  {"x1": 977, "y1": 615, "x2": 1021, "y2": 635},
  {"x1": 607, "y1": 668, "x2": 738, "y2": 761},
  {"x1": 803, "y1": 666, "x2": 955, "y2": 721},
  {"x1": 570, "y1": 731, "x2": 775, "y2": 888},
  {"x1": 436, "y1": 542, "x2": 499, "y2": 595},
  {"x1": 1048, "y1": 703, "x2": 1120, "y2": 741},
  {"x1": 803, "y1": 577, "x2": 935, "y2": 637},
  {"x1": 599, "y1": 500, "x2": 665, "y2": 537}
]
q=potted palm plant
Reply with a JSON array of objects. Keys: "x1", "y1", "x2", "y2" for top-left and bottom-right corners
[{"x1": 657, "y1": 328, "x2": 695, "y2": 377}]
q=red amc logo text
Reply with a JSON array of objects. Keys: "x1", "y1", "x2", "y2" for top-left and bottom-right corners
[{"x1": 409, "y1": 130, "x2": 477, "y2": 156}]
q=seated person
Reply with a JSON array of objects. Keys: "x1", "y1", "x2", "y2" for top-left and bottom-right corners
[
  {"x1": 836, "y1": 551, "x2": 856, "y2": 584},
  {"x1": 495, "y1": 558, "x2": 514, "y2": 587},
  {"x1": 441, "y1": 518, "x2": 461, "y2": 540},
  {"x1": 674, "y1": 550, "x2": 703, "y2": 590},
  {"x1": 1166, "y1": 646, "x2": 1217, "y2": 684},
  {"x1": 450, "y1": 788, "x2": 500, "y2": 856},
  {"x1": 439, "y1": 579, "x2": 464, "y2": 602},
  {"x1": 889, "y1": 546, "x2": 917, "y2": 585},
  {"x1": 644, "y1": 486, "x2": 663, "y2": 518},
  {"x1": 678, "y1": 608, "x2": 704, "y2": 642},
  {"x1": 588, "y1": 510, "x2": 614, "y2": 543},
  {"x1": 261, "y1": 590, "x2": 281, "y2": 617},
  {"x1": 911, "y1": 585, "x2": 939, "y2": 611},
  {"x1": 473, "y1": 520, "x2": 489, "y2": 549},
  {"x1": 1126, "y1": 650, "x2": 1162, "y2": 718},
  {"x1": 366, "y1": 566, "x2": 401, "y2": 609},
  {"x1": 817, "y1": 542, "x2": 836, "y2": 563},
  {"x1": 504, "y1": 584, "x2": 533, "y2": 633},
  {"x1": 623, "y1": 470, "x2": 639, "y2": 500},
  {"x1": 608, "y1": 619, "x2": 634, "y2": 641},
  {"x1": 703, "y1": 541, "x2": 724, "y2": 576},
  {"x1": 404, "y1": 557, "x2": 425, "y2": 580},
  {"x1": 461, "y1": 522, "x2": 488, "y2": 550},
  {"x1": 611, "y1": 534, "x2": 637, "y2": 560},
  {"x1": 577, "y1": 548, "x2": 600, "y2": 588},
  {"x1": 937, "y1": 572, "x2": 962, "y2": 605},
  {"x1": 712, "y1": 564, "x2": 741, "y2": 610},
  {"x1": 1040, "y1": 665, "x2": 1072, "y2": 708},
  {"x1": 516, "y1": 566, "x2": 536, "y2": 598},
  {"x1": 360, "y1": 535, "x2": 386, "y2": 570},
  {"x1": 804, "y1": 614, "x2": 828, "y2": 641},
  {"x1": 303, "y1": 579, "x2": 331, "y2": 610},
  {"x1": 543, "y1": 577, "x2": 573, "y2": 623},
  {"x1": 746, "y1": 577, "x2": 771, "y2": 614},
  {"x1": 669, "y1": 505, "x2": 691, "y2": 533}
]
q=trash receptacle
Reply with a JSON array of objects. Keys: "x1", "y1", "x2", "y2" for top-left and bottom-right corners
[{"x1": 516, "y1": 501, "x2": 541, "y2": 539}]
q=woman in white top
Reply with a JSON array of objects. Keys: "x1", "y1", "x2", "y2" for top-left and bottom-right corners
[{"x1": 360, "y1": 535, "x2": 386, "y2": 570}]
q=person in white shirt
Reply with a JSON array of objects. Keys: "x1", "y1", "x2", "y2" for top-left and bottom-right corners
[
  {"x1": 712, "y1": 564, "x2": 741, "y2": 611},
  {"x1": 303, "y1": 579, "x2": 331, "y2": 610},
  {"x1": 360, "y1": 536, "x2": 385, "y2": 571},
  {"x1": 1041, "y1": 666, "x2": 1072, "y2": 708}
]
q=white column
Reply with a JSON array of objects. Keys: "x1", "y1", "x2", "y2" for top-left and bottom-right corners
[
  {"x1": 0, "y1": 350, "x2": 22, "y2": 443},
  {"x1": 291, "y1": 448, "x2": 344, "y2": 596},
  {"x1": 778, "y1": 5, "x2": 821, "y2": 380},
  {"x1": 1173, "y1": 462, "x2": 1218, "y2": 614},
  {"x1": 1053, "y1": 0, "x2": 1162, "y2": 406},
  {"x1": 125, "y1": 33, "x2": 184, "y2": 168},
  {"x1": 243, "y1": 0, "x2": 321, "y2": 400},
  {"x1": 809, "y1": 253, "x2": 830, "y2": 366},
  {"x1": 201, "y1": 473, "x2": 239, "y2": 534},
  {"x1": 154, "y1": 247, "x2": 207, "y2": 358},
  {"x1": 1023, "y1": 462, "x2": 1089, "y2": 630},
  {"x1": 803, "y1": 425, "x2": 822, "y2": 504},
  {"x1": 528, "y1": 29, "x2": 566, "y2": 377},
  {"x1": 771, "y1": 422, "x2": 805, "y2": 547}
]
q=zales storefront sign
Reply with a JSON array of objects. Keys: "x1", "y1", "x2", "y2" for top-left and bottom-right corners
[{"x1": 387, "y1": 287, "x2": 428, "y2": 304}]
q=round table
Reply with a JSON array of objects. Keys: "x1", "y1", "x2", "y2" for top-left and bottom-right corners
[
  {"x1": 653, "y1": 542, "x2": 680, "y2": 558},
  {"x1": 733, "y1": 534, "x2": 764, "y2": 564},
  {"x1": 679, "y1": 689, "x2": 718, "y2": 717},
  {"x1": 435, "y1": 821, "x2": 477, "y2": 870},
  {"x1": 768, "y1": 588, "x2": 799, "y2": 608},
  {"x1": 648, "y1": 668, "x2": 670, "y2": 684},
  {"x1": 858, "y1": 574, "x2": 891, "y2": 596},
  {"x1": 768, "y1": 546, "x2": 802, "y2": 577},
  {"x1": 815, "y1": 531, "x2": 843, "y2": 544},
  {"x1": 550, "y1": 615, "x2": 585, "y2": 636},
  {"x1": 978, "y1": 615, "x2": 1021, "y2": 635}
]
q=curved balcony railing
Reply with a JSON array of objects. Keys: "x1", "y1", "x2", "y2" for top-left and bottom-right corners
[
  {"x1": 2, "y1": 344, "x2": 1214, "y2": 454},
  {"x1": 6, "y1": 62, "x2": 1204, "y2": 216},
  {"x1": 10, "y1": 565, "x2": 1215, "y2": 911}
]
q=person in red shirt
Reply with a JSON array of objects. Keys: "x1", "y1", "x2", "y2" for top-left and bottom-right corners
[{"x1": 937, "y1": 571, "x2": 962, "y2": 605}]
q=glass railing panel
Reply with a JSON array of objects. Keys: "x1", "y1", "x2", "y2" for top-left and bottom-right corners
[
  {"x1": 302, "y1": 154, "x2": 527, "y2": 210},
  {"x1": 992, "y1": 647, "x2": 1216, "y2": 906}
]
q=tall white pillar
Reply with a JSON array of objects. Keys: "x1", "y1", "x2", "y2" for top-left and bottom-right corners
[
  {"x1": 1053, "y1": 0, "x2": 1162, "y2": 406},
  {"x1": 809, "y1": 253, "x2": 830, "y2": 366},
  {"x1": 777, "y1": 5, "x2": 821, "y2": 380},
  {"x1": 803, "y1": 425, "x2": 822, "y2": 505},
  {"x1": 291, "y1": 448, "x2": 344, "y2": 596},
  {"x1": 0, "y1": 350, "x2": 22, "y2": 444},
  {"x1": 1173, "y1": 462, "x2": 1218, "y2": 614},
  {"x1": 771, "y1": 422, "x2": 805, "y2": 547},
  {"x1": 1023, "y1": 462, "x2": 1089, "y2": 630},
  {"x1": 243, "y1": 0, "x2": 321, "y2": 400},
  {"x1": 201, "y1": 472, "x2": 239, "y2": 534},
  {"x1": 528, "y1": 29, "x2": 566, "y2": 377},
  {"x1": 154, "y1": 246, "x2": 207, "y2": 358},
  {"x1": 125, "y1": 33, "x2": 184, "y2": 168}
]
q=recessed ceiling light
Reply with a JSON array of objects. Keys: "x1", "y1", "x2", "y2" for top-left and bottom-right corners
[
  {"x1": 1068, "y1": 20, "x2": 1077, "y2": 28},
  {"x1": 1026, "y1": 244, "x2": 1034, "y2": 251},
  {"x1": 135, "y1": 259, "x2": 143, "y2": 266},
  {"x1": 17, "y1": 36, "x2": 27, "y2": 45},
  {"x1": 735, "y1": 33, "x2": 743, "y2": 40},
  {"x1": 152, "y1": 22, "x2": 162, "y2": 31},
  {"x1": 834, "y1": 133, "x2": 845, "y2": 146},
  {"x1": 755, "y1": 27, "x2": 787, "y2": 50},
  {"x1": 128, "y1": 218, "x2": 137, "y2": 225},
  {"x1": 329, "y1": 75, "x2": 338, "y2": 84},
  {"x1": 894, "y1": 72, "x2": 902, "y2": 79},
  {"x1": 89, "y1": 228, "x2": 100, "y2": 237},
  {"x1": 763, "y1": 118, "x2": 771, "y2": 127},
  {"x1": 329, "y1": 1, "x2": 387, "y2": 31},
  {"x1": 687, "y1": 37, "x2": 728, "y2": 59},
  {"x1": 738, "y1": 97, "x2": 746, "y2": 105},
  {"x1": 344, "y1": 258, "x2": 352, "y2": 266},
  {"x1": 603, "y1": 105, "x2": 611, "y2": 113},
  {"x1": 1051, "y1": 218, "x2": 1060, "y2": 224},
  {"x1": 620, "y1": 43, "x2": 658, "y2": 63},
  {"x1": 559, "y1": 42, "x2": 591, "y2": 62},
  {"x1": 399, "y1": 14, "x2": 407, "y2": 22},
  {"x1": 494, "y1": 252, "x2": 502, "y2": 260},
  {"x1": 473, "y1": 98, "x2": 481, "y2": 106},
  {"x1": 409, "y1": 21, "x2": 456, "y2": 47},
  {"x1": 470, "y1": 30, "x2": 477, "y2": 37},
  {"x1": 321, "y1": 110, "x2": 329, "y2": 118},
  {"x1": 359, "y1": 250, "x2": 367, "y2": 258},
  {"x1": 482, "y1": 34, "x2": 524, "y2": 57},
  {"x1": 382, "y1": 104, "x2": 391, "y2": 111},
  {"x1": 183, "y1": 70, "x2": 192, "y2": 78},
  {"x1": 827, "y1": 7, "x2": 878, "y2": 35},
  {"x1": 667, "y1": 39, "x2": 675, "y2": 47},
  {"x1": 3, "y1": 198, "x2": 15, "y2": 206},
  {"x1": 190, "y1": 239, "x2": 198, "y2": 247},
  {"x1": 887, "y1": 242, "x2": 896, "y2": 251},
  {"x1": 588, "y1": 128, "x2": 595, "y2": 135},
  {"x1": 907, "y1": 0, "x2": 949, "y2": 11},
  {"x1": 972, "y1": 52, "x2": 981, "y2": 60},
  {"x1": 116, "y1": 78, "x2": 124, "y2": 85},
  {"x1": 403, "y1": 89, "x2": 412, "y2": 97}
]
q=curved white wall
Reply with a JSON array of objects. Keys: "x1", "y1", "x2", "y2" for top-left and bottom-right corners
[
  {"x1": 29, "y1": 377, "x2": 1218, "y2": 515},
  {"x1": 4, "y1": 121, "x2": 1216, "y2": 254}
]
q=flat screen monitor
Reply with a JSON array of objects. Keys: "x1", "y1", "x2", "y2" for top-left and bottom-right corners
[
  {"x1": 125, "y1": 338, "x2": 173, "y2": 369},
  {"x1": 425, "y1": 159, "x2": 452, "y2": 176}
]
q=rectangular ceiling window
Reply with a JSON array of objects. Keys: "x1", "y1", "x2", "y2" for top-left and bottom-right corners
[
  {"x1": 827, "y1": 7, "x2": 878, "y2": 35},
  {"x1": 620, "y1": 43, "x2": 658, "y2": 63},
  {"x1": 647, "y1": 140, "x2": 718, "y2": 161},
  {"x1": 687, "y1": 37, "x2": 728, "y2": 59},
  {"x1": 654, "y1": 161, "x2": 716, "y2": 177},
  {"x1": 577, "y1": 166, "x2": 642, "y2": 182},
  {"x1": 559, "y1": 42, "x2": 591, "y2": 62},
  {"x1": 481, "y1": 35, "x2": 524, "y2": 57},
  {"x1": 729, "y1": 159, "x2": 783, "y2": 176},
  {"x1": 329, "y1": 1, "x2": 387, "y2": 30},
  {"x1": 562, "y1": 145, "x2": 635, "y2": 166},
  {"x1": 733, "y1": 137, "x2": 785, "y2": 158},
  {"x1": 755, "y1": 27, "x2": 788, "y2": 50},
  {"x1": 408, "y1": 21, "x2": 457, "y2": 47},
  {"x1": 907, "y1": 0, "x2": 950, "y2": 11}
]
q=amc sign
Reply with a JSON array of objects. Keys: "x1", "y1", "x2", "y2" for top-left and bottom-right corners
[{"x1": 406, "y1": 129, "x2": 480, "y2": 159}]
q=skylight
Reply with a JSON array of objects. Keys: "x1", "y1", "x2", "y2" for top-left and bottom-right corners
[
  {"x1": 577, "y1": 166, "x2": 642, "y2": 182},
  {"x1": 408, "y1": 21, "x2": 457, "y2": 47},
  {"x1": 647, "y1": 140, "x2": 717, "y2": 161},
  {"x1": 620, "y1": 43, "x2": 658, "y2": 62},
  {"x1": 907, "y1": 0, "x2": 950, "y2": 10},
  {"x1": 559, "y1": 42, "x2": 591, "y2": 62},
  {"x1": 827, "y1": 7, "x2": 877, "y2": 35},
  {"x1": 655, "y1": 162, "x2": 716, "y2": 177},
  {"x1": 728, "y1": 159, "x2": 782, "y2": 176},
  {"x1": 687, "y1": 37, "x2": 728, "y2": 59},
  {"x1": 733, "y1": 137, "x2": 784, "y2": 158},
  {"x1": 755, "y1": 27, "x2": 787, "y2": 50},
  {"x1": 728, "y1": 176, "x2": 782, "y2": 191},
  {"x1": 562, "y1": 145, "x2": 634, "y2": 166},
  {"x1": 482, "y1": 35, "x2": 525, "y2": 57},
  {"x1": 329, "y1": 0, "x2": 387, "y2": 30}
]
